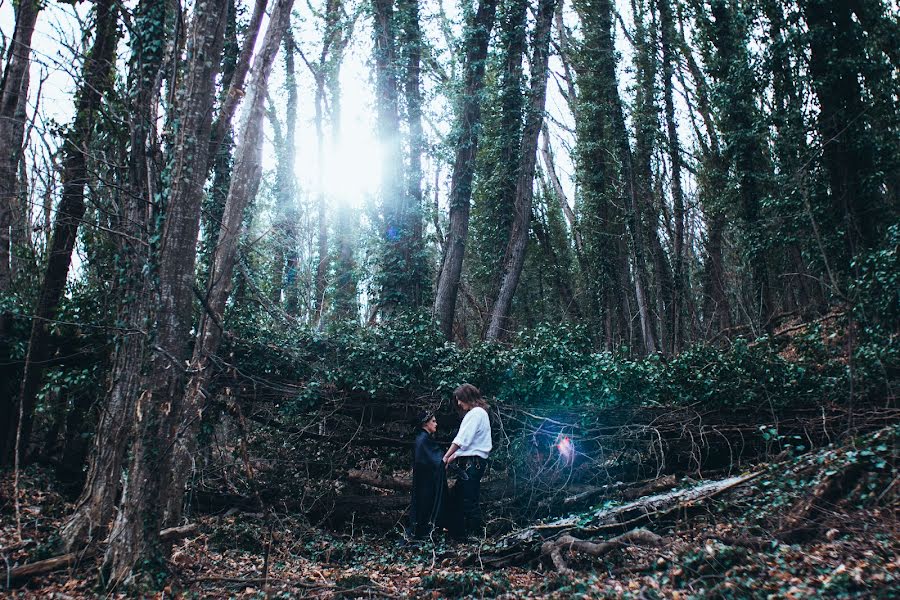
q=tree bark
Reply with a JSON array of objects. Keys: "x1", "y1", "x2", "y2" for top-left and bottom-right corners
[
  {"x1": 398, "y1": 0, "x2": 427, "y2": 308},
  {"x1": 102, "y1": 0, "x2": 229, "y2": 585},
  {"x1": 371, "y1": 0, "x2": 408, "y2": 312},
  {"x1": 209, "y1": 0, "x2": 268, "y2": 155},
  {"x1": 328, "y1": 1, "x2": 358, "y2": 321},
  {"x1": 801, "y1": 0, "x2": 883, "y2": 259},
  {"x1": 485, "y1": 0, "x2": 557, "y2": 341},
  {"x1": 10, "y1": 0, "x2": 119, "y2": 464},
  {"x1": 432, "y1": 0, "x2": 498, "y2": 339},
  {"x1": 60, "y1": 0, "x2": 169, "y2": 551},
  {"x1": 704, "y1": 0, "x2": 772, "y2": 331}
]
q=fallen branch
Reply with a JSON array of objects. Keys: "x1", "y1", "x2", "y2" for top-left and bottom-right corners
[
  {"x1": 540, "y1": 528, "x2": 662, "y2": 574},
  {"x1": 6, "y1": 524, "x2": 198, "y2": 584}
]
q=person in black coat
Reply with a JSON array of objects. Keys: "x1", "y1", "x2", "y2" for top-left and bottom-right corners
[{"x1": 409, "y1": 411, "x2": 449, "y2": 539}]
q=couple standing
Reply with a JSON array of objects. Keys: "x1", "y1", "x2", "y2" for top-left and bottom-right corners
[{"x1": 409, "y1": 384, "x2": 492, "y2": 541}]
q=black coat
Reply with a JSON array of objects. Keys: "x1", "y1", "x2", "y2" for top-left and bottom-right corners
[{"x1": 409, "y1": 430, "x2": 448, "y2": 537}]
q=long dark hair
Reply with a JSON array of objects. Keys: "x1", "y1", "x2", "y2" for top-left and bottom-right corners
[{"x1": 453, "y1": 383, "x2": 488, "y2": 410}]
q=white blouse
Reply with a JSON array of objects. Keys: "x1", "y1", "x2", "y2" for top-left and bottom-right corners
[{"x1": 452, "y1": 406, "x2": 492, "y2": 458}]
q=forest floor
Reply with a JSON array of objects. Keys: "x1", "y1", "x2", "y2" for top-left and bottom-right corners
[{"x1": 1, "y1": 425, "x2": 897, "y2": 599}]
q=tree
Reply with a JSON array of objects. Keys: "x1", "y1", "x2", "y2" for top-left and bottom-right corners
[
  {"x1": 432, "y1": 0, "x2": 499, "y2": 339},
  {"x1": 102, "y1": 0, "x2": 229, "y2": 584},
  {"x1": 659, "y1": 0, "x2": 687, "y2": 351},
  {"x1": 0, "y1": 0, "x2": 41, "y2": 459},
  {"x1": 11, "y1": 0, "x2": 119, "y2": 465},
  {"x1": 484, "y1": 0, "x2": 557, "y2": 341},
  {"x1": 698, "y1": 0, "x2": 773, "y2": 332},
  {"x1": 172, "y1": 0, "x2": 295, "y2": 527},
  {"x1": 60, "y1": 0, "x2": 169, "y2": 550}
]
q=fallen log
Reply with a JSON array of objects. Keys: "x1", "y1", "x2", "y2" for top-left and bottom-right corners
[
  {"x1": 477, "y1": 471, "x2": 762, "y2": 569},
  {"x1": 540, "y1": 528, "x2": 662, "y2": 574},
  {"x1": 6, "y1": 524, "x2": 198, "y2": 584}
]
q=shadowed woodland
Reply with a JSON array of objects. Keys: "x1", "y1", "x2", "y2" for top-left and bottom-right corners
[{"x1": 0, "y1": 0, "x2": 897, "y2": 596}]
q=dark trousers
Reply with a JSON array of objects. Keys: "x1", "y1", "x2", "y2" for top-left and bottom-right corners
[{"x1": 451, "y1": 456, "x2": 487, "y2": 538}]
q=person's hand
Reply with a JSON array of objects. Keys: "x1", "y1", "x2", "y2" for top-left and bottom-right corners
[{"x1": 445, "y1": 453, "x2": 458, "y2": 464}]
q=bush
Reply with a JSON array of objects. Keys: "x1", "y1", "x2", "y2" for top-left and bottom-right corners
[{"x1": 222, "y1": 309, "x2": 894, "y2": 418}]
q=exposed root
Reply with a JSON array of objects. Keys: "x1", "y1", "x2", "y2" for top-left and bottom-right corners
[{"x1": 540, "y1": 528, "x2": 662, "y2": 574}]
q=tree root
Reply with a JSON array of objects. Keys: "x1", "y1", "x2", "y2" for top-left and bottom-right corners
[{"x1": 540, "y1": 528, "x2": 662, "y2": 574}]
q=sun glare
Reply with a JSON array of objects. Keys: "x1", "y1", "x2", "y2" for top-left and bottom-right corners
[{"x1": 321, "y1": 130, "x2": 383, "y2": 206}]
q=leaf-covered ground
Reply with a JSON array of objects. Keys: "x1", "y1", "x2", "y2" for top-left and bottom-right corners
[{"x1": 2, "y1": 426, "x2": 897, "y2": 598}]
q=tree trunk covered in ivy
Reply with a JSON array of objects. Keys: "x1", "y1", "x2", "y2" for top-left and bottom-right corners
[
  {"x1": 471, "y1": 0, "x2": 527, "y2": 324},
  {"x1": 398, "y1": 0, "x2": 428, "y2": 308},
  {"x1": 60, "y1": 0, "x2": 169, "y2": 551},
  {"x1": 272, "y1": 29, "x2": 300, "y2": 315},
  {"x1": 801, "y1": 0, "x2": 890, "y2": 264},
  {"x1": 102, "y1": 0, "x2": 229, "y2": 585},
  {"x1": 12, "y1": 0, "x2": 119, "y2": 465},
  {"x1": 485, "y1": 0, "x2": 557, "y2": 341},
  {"x1": 572, "y1": 0, "x2": 640, "y2": 349},
  {"x1": 371, "y1": 0, "x2": 409, "y2": 313},
  {"x1": 433, "y1": 0, "x2": 498, "y2": 339}
]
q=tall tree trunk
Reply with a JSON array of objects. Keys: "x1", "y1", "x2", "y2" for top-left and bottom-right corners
[
  {"x1": 802, "y1": 0, "x2": 883, "y2": 261},
  {"x1": 327, "y1": 1, "x2": 358, "y2": 321},
  {"x1": 200, "y1": 0, "x2": 239, "y2": 286},
  {"x1": 0, "y1": 0, "x2": 40, "y2": 296},
  {"x1": 599, "y1": 0, "x2": 657, "y2": 353},
  {"x1": 170, "y1": 0, "x2": 294, "y2": 528},
  {"x1": 398, "y1": 0, "x2": 427, "y2": 307},
  {"x1": 276, "y1": 31, "x2": 301, "y2": 316},
  {"x1": 475, "y1": 0, "x2": 528, "y2": 317},
  {"x1": 371, "y1": 0, "x2": 408, "y2": 312},
  {"x1": 60, "y1": 0, "x2": 169, "y2": 551},
  {"x1": 659, "y1": 0, "x2": 685, "y2": 352},
  {"x1": 311, "y1": 44, "x2": 329, "y2": 323},
  {"x1": 704, "y1": 0, "x2": 772, "y2": 331},
  {"x1": 485, "y1": 0, "x2": 557, "y2": 341},
  {"x1": 102, "y1": 0, "x2": 229, "y2": 585},
  {"x1": 10, "y1": 0, "x2": 119, "y2": 464},
  {"x1": 432, "y1": 0, "x2": 498, "y2": 339},
  {"x1": 0, "y1": 0, "x2": 41, "y2": 459}
]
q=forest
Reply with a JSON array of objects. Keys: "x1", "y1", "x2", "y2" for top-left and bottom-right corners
[{"x1": 0, "y1": 0, "x2": 897, "y2": 596}]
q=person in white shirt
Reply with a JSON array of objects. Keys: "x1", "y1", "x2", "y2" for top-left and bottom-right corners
[{"x1": 443, "y1": 383, "x2": 492, "y2": 539}]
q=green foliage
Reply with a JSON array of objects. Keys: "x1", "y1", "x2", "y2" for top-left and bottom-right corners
[
  {"x1": 850, "y1": 224, "x2": 900, "y2": 327},
  {"x1": 226, "y1": 308, "x2": 894, "y2": 419}
]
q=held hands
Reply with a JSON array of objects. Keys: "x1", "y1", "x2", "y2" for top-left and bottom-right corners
[{"x1": 442, "y1": 453, "x2": 457, "y2": 466}]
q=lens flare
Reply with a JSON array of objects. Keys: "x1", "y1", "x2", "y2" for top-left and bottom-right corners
[{"x1": 557, "y1": 435, "x2": 575, "y2": 465}]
